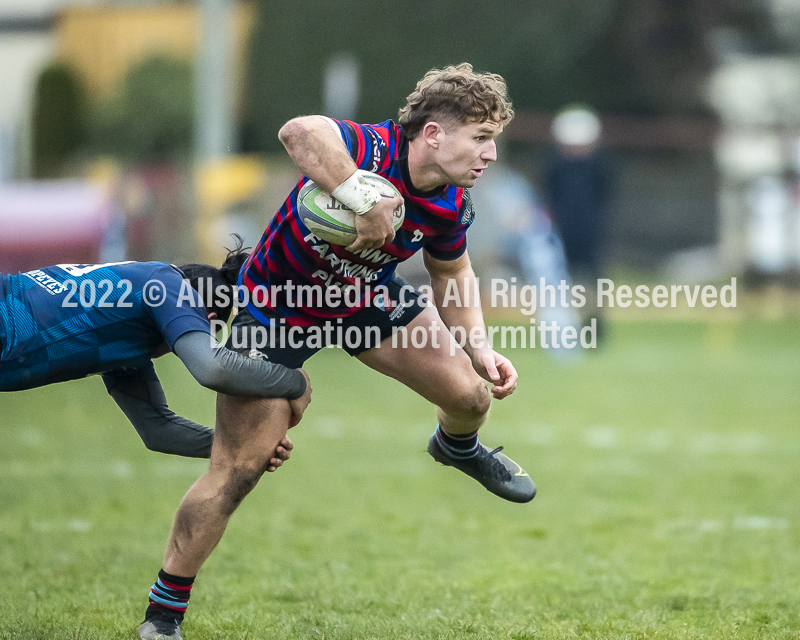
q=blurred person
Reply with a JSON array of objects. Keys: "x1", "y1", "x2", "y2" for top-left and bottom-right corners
[
  {"x1": 470, "y1": 165, "x2": 582, "y2": 361},
  {"x1": 0, "y1": 236, "x2": 310, "y2": 463},
  {"x1": 137, "y1": 63, "x2": 535, "y2": 640},
  {"x1": 543, "y1": 105, "x2": 613, "y2": 338}
]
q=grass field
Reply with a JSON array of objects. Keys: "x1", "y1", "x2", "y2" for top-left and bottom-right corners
[{"x1": 2, "y1": 318, "x2": 800, "y2": 639}]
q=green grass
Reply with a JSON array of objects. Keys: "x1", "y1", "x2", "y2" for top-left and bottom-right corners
[{"x1": 2, "y1": 319, "x2": 800, "y2": 639}]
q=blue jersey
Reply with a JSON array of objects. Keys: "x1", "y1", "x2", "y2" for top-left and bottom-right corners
[{"x1": 0, "y1": 261, "x2": 210, "y2": 392}]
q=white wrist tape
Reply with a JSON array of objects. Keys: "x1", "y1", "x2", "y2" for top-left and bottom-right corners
[{"x1": 331, "y1": 170, "x2": 383, "y2": 215}]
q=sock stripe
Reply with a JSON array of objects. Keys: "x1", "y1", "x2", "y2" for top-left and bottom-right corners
[
  {"x1": 157, "y1": 569, "x2": 195, "y2": 588},
  {"x1": 148, "y1": 593, "x2": 189, "y2": 611},
  {"x1": 159, "y1": 579, "x2": 193, "y2": 592},
  {"x1": 144, "y1": 569, "x2": 196, "y2": 625},
  {"x1": 151, "y1": 584, "x2": 190, "y2": 601},
  {"x1": 436, "y1": 426, "x2": 480, "y2": 459},
  {"x1": 150, "y1": 585, "x2": 190, "y2": 602},
  {"x1": 147, "y1": 574, "x2": 193, "y2": 617}
]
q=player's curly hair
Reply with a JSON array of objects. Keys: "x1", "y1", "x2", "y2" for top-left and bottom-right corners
[
  {"x1": 179, "y1": 234, "x2": 250, "y2": 323},
  {"x1": 398, "y1": 63, "x2": 514, "y2": 141}
]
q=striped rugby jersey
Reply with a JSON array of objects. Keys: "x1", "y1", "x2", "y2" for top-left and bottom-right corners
[{"x1": 240, "y1": 119, "x2": 476, "y2": 326}]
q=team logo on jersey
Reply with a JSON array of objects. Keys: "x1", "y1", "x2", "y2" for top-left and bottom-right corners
[
  {"x1": 460, "y1": 189, "x2": 476, "y2": 225},
  {"x1": 372, "y1": 293, "x2": 397, "y2": 312},
  {"x1": 368, "y1": 130, "x2": 382, "y2": 172},
  {"x1": 389, "y1": 303, "x2": 406, "y2": 321}
]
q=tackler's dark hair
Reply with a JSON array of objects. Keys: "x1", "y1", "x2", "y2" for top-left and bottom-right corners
[{"x1": 178, "y1": 234, "x2": 250, "y2": 323}]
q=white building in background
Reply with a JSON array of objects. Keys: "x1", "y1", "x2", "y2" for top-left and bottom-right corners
[
  {"x1": 709, "y1": 59, "x2": 800, "y2": 275},
  {"x1": 0, "y1": 5, "x2": 55, "y2": 180},
  {"x1": 708, "y1": 1, "x2": 800, "y2": 276}
]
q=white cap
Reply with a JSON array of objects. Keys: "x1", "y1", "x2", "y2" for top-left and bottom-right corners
[{"x1": 552, "y1": 106, "x2": 601, "y2": 146}]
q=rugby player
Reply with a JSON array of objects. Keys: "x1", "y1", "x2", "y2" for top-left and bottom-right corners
[
  {"x1": 137, "y1": 63, "x2": 534, "y2": 640},
  {"x1": 0, "y1": 238, "x2": 310, "y2": 465}
]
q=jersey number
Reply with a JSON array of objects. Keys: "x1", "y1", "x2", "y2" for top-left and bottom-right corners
[
  {"x1": 56, "y1": 261, "x2": 132, "y2": 276},
  {"x1": 59, "y1": 262, "x2": 134, "y2": 308}
]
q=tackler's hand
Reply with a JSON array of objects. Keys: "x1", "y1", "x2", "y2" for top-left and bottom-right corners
[
  {"x1": 288, "y1": 369, "x2": 312, "y2": 428},
  {"x1": 266, "y1": 436, "x2": 294, "y2": 472}
]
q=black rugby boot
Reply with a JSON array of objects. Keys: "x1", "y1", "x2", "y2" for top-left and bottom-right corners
[{"x1": 428, "y1": 433, "x2": 536, "y2": 503}]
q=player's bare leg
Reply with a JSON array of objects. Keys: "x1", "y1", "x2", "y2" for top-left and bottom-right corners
[
  {"x1": 163, "y1": 395, "x2": 291, "y2": 576},
  {"x1": 357, "y1": 306, "x2": 536, "y2": 503},
  {"x1": 357, "y1": 306, "x2": 490, "y2": 434},
  {"x1": 138, "y1": 395, "x2": 292, "y2": 639}
]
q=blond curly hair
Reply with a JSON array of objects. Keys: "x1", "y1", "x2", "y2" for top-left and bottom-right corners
[{"x1": 398, "y1": 63, "x2": 514, "y2": 140}]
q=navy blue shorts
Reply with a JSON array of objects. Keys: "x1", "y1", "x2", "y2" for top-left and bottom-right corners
[{"x1": 226, "y1": 276, "x2": 427, "y2": 368}]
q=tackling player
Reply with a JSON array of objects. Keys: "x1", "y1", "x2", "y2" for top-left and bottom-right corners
[
  {"x1": 0, "y1": 238, "x2": 311, "y2": 465},
  {"x1": 136, "y1": 63, "x2": 534, "y2": 640}
]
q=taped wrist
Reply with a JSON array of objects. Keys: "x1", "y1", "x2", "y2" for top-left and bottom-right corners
[{"x1": 331, "y1": 169, "x2": 383, "y2": 215}]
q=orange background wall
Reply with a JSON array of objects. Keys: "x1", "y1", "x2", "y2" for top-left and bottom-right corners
[{"x1": 55, "y1": 3, "x2": 255, "y2": 100}]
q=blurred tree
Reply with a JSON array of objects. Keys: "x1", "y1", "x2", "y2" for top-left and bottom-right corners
[
  {"x1": 32, "y1": 63, "x2": 87, "y2": 178},
  {"x1": 614, "y1": 0, "x2": 780, "y2": 115},
  {"x1": 243, "y1": 0, "x2": 775, "y2": 151},
  {"x1": 92, "y1": 56, "x2": 194, "y2": 164}
]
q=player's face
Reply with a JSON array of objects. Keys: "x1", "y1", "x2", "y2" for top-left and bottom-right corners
[{"x1": 435, "y1": 120, "x2": 502, "y2": 187}]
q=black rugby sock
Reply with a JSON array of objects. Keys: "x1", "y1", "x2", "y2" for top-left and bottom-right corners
[
  {"x1": 144, "y1": 569, "x2": 195, "y2": 623},
  {"x1": 436, "y1": 425, "x2": 480, "y2": 459}
]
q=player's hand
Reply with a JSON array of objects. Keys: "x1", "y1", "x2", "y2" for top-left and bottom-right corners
[
  {"x1": 288, "y1": 368, "x2": 312, "y2": 428},
  {"x1": 266, "y1": 436, "x2": 294, "y2": 472},
  {"x1": 471, "y1": 348, "x2": 518, "y2": 399},
  {"x1": 347, "y1": 195, "x2": 403, "y2": 252}
]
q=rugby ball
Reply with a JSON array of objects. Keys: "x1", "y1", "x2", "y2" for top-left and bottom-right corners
[{"x1": 297, "y1": 173, "x2": 405, "y2": 246}]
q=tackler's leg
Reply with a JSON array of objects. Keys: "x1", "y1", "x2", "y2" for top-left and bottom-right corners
[{"x1": 138, "y1": 395, "x2": 292, "y2": 639}]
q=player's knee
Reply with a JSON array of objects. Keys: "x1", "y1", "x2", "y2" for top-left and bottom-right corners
[
  {"x1": 219, "y1": 462, "x2": 267, "y2": 514},
  {"x1": 445, "y1": 381, "x2": 491, "y2": 421}
]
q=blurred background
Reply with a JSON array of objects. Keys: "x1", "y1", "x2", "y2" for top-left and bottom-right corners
[
  {"x1": 1, "y1": 0, "x2": 800, "y2": 312},
  {"x1": 3, "y1": 6, "x2": 800, "y2": 636}
]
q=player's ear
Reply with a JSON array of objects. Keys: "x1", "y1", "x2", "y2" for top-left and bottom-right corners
[
  {"x1": 207, "y1": 312, "x2": 218, "y2": 321},
  {"x1": 421, "y1": 122, "x2": 443, "y2": 149}
]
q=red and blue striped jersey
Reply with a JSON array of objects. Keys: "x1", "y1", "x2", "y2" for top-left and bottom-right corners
[{"x1": 240, "y1": 119, "x2": 476, "y2": 326}]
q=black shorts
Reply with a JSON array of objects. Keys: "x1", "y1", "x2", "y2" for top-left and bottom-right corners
[{"x1": 225, "y1": 276, "x2": 427, "y2": 368}]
